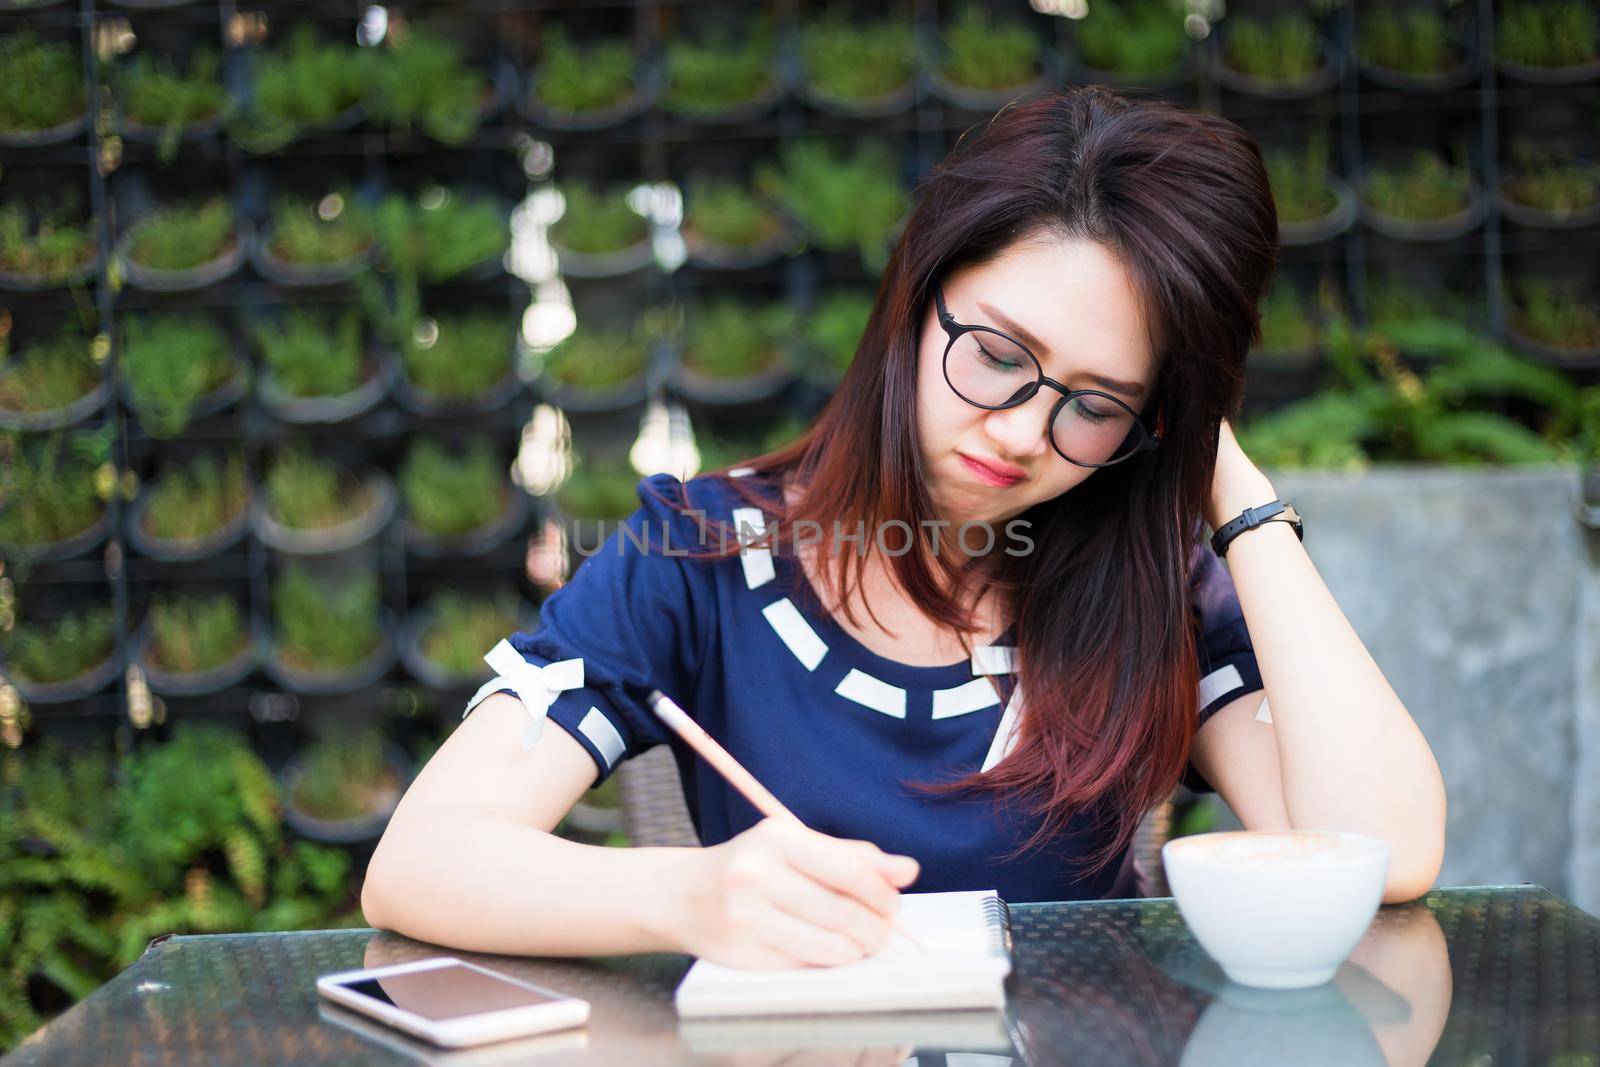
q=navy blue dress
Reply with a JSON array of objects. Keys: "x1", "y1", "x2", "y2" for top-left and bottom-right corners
[{"x1": 465, "y1": 468, "x2": 1265, "y2": 903}]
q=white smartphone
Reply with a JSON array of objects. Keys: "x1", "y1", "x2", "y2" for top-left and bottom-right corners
[{"x1": 316, "y1": 957, "x2": 590, "y2": 1048}]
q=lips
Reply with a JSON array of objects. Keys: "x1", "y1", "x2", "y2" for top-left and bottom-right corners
[{"x1": 960, "y1": 453, "x2": 1025, "y2": 487}]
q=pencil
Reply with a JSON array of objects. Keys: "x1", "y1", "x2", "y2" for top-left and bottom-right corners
[{"x1": 645, "y1": 688, "x2": 927, "y2": 954}]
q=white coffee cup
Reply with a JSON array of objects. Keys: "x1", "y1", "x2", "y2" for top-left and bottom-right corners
[{"x1": 1161, "y1": 830, "x2": 1390, "y2": 989}]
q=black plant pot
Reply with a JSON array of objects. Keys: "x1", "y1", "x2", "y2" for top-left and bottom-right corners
[
  {"x1": 397, "y1": 599, "x2": 539, "y2": 692},
  {"x1": 257, "y1": 344, "x2": 398, "y2": 425},
  {"x1": 0, "y1": 245, "x2": 100, "y2": 292},
  {"x1": 125, "y1": 476, "x2": 254, "y2": 562},
  {"x1": 264, "y1": 610, "x2": 399, "y2": 698},
  {"x1": 1496, "y1": 174, "x2": 1600, "y2": 230},
  {"x1": 121, "y1": 352, "x2": 251, "y2": 438},
  {"x1": 1505, "y1": 318, "x2": 1600, "y2": 369},
  {"x1": 1, "y1": 508, "x2": 110, "y2": 564},
  {"x1": 1212, "y1": 42, "x2": 1342, "y2": 98},
  {"x1": 1, "y1": 640, "x2": 125, "y2": 705},
  {"x1": 521, "y1": 56, "x2": 660, "y2": 131},
  {"x1": 798, "y1": 74, "x2": 918, "y2": 118},
  {"x1": 252, "y1": 469, "x2": 397, "y2": 556},
  {"x1": 116, "y1": 102, "x2": 230, "y2": 148},
  {"x1": 929, "y1": 55, "x2": 1059, "y2": 111},
  {"x1": 133, "y1": 614, "x2": 262, "y2": 698},
  {"x1": 393, "y1": 362, "x2": 522, "y2": 420},
  {"x1": 278, "y1": 740, "x2": 411, "y2": 845},
  {"x1": 660, "y1": 64, "x2": 788, "y2": 125},
  {"x1": 1495, "y1": 54, "x2": 1600, "y2": 86},
  {"x1": 0, "y1": 377, "x2": 109, "y2": 432},
  {"x1": 539, "y1": 374, "x2": 649, "y2": 417},
  {"x1": 0, "y1": 108, "x2": 88, "y2": 149},
  {"x1": 668, "y1": 350, "x2": 795, "y2": 409},
  {"x1": 1279, "y1": 179, "x2": 1358, "y2": 247},
  {"x1": 549, "y1": 230, "x2": 656, "y2": 280},
  {"x1": 117, "y1": 221, "x2": 253, "y2": 293},
  {"x1": 399, "y1": 484, "x2": 532, "y2": 560},
  {"x1": 682, "y1": 216, "x2": 800, "y2": 271},
  {"x1": 1358, "y1": 41, "x2": 1479, "y2": 91},
  {"x1": 250, "y1": 233, "x2": 374, "y2": 289},
  {"x1": 1357, "y1": 179, "x2": 1487, "y2": 242}
]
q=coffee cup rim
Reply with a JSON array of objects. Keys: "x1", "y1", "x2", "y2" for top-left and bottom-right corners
[{"x1": 1161, "y1": 829, "x2": 1390, "y2": 868}]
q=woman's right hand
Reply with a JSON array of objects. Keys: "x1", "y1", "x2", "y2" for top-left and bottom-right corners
[{"x1": 669, "y1": 816, "x2": 921, "y2": 969}]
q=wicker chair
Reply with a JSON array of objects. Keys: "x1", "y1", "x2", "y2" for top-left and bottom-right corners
[{"x1": 614, "y1": 746, "x2": 1175, "y2": 896}]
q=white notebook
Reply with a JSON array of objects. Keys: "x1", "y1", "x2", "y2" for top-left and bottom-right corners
[{"x1": 674, "y1": 889, "x2": 1013, "y2": 1018}]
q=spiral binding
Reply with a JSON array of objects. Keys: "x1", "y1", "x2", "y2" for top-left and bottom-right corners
[{"x1": 981, "y1": 893, "x2": 1013, "y2": 959}]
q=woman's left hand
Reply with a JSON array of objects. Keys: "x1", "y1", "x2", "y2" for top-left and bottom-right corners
[{"x1": 1205, "y1": 418, "x2": 1278, "y2": 532}]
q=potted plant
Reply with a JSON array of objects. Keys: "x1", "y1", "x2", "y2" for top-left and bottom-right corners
[
  {"x1": 1265, "y1": 129, "x2": 1357, "y2": 246},
  {"x1": 397, "y1": 435, "x2": 528, "y2": 557},
  {"x1": 1505, "y1": 277, "x2": 1600, "y2": 366},
  {"x1": 400, "y1": 588, "x2": 532, "y2": 691},
  {"x1": 660, "y1": 16, "x2": 784, "y2": 123},
  {"x1": 1358, "y1": 149, "x2": 1485, "y2": 241},
  {"x1": 1216, "y1": 11, "x2": 1339, "y2": 96},
  {"x1": 117, "y1": 197, "x2": 249, "y2": 291},
  {"x1": 126, "y1": 451, "x2": 253, "y2": 561},
  {"x1": 681, "y1": 175, "x2": 795, "y2": 270},
  {"x1": 754, "y1": 138, "x2": 907, "y2": 275},
  {"x1": 249, "y1": 306, "x2": 395, "y2": 425},
  {"x1": 0, "y1": 30, "x2": 86, "y2": 146},
  {"x1": 548, "y1": 181, "x2": 654, "y2": 278},
  {"x1": 670, "y1": 296, "x2": 798, "y2": 407},
  {"x1": 1072, "y1": 0, "x2": 1190, "y2": 90},
  {"x1": 279, "y1": 725, "x2": 410, "y2": 844},
  {"x1": 364, "y1": 21, "x2": 509, "y2": 144},
  {"x1": 372, "y1": 184, "x2": 509, "y2": 285},
  {"x1": 0, "y1": 601, "x2": 122, "y2": 704},
  {"x1": 799, "y1": 8, "x2": 918, "y2": 117},
  {"x1": 1498, "y1": 142, "x2": 1600, "y2": 229},
  {"x1": 114, "y1": 46, "x2": 232, "y2": 162},
  {"x1": 120, "y1": 313, "x2": 249, "y2": 438},
  {"x1": 1248, "y1": 281, "x2": 1325, "y2": 392},
  {"x1": 555, "y1": 453, "x2": 644, "y2": 556},
  {"x1": 802, "y1": 288, "x2": 874, "y2": 389},
  {"x1": 0, "y1": 325, "x2": 107, "y2": 431},
  {"x1": 533, "y1": 318, "x2": 656, "y2": 414},
  {"x1": 0, "y1": 198, "x2": 98, "y2": 291},
  {"x1": 522, "y1": 23, "x2": 652, "y2": 130},
  {"x1": 229, "y1": 24, "x2": 371, "y2": 153},
  {"x1": 1495, "y1": 0, "x2": 1600, "y2": 84},
  {"x1": 0, "y1": 427, "x2": 110, "y2": 563},
  {"x1": 266, "y1": 564, "x2": 395, "y2": 696},
  {"x1": 934, "y1": 2, "x2": 1053, "y2": 108},
  {"x1": 133, "y1": 591, "x2": 259, "y2": 697},
  {"x1": 1365, "y1": 272, "x2": 1485, "y2": 369},
  {"x1": 252, "y1": 189, "x2": 376, "y2": 287},
  {"x1": 252, "y1": 443, "x2": 396, "y2": 556},
  {"x1": 1357, "y1": 6, "x2": 1476, "y2": 90},
  {"x1": 395, "y1": 309, "x2": 518, "y2": 417}
]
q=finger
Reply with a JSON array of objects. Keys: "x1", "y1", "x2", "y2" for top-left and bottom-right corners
[
  {"x1": 762, "y1": 862, "x2": 894, "y2": 956},
  {"x1": 778, "y1": 831, "x2": 904, "y2": 916},
  {"x1": 756, "y1": 900, "x2": 871, "y2": 968}
]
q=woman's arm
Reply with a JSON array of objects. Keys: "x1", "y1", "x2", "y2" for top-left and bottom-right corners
[{"x1": 1188, "y1": 421, "x2": 1447, "y2": 904}]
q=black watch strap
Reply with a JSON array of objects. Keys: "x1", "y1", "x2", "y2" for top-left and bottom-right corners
[{"x1": 1211, "y1": 500, "x2": 1303, "y2": 558}]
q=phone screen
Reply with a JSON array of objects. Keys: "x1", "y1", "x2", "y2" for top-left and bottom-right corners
[{"x1": 334, "y1": 964, "x2": 564, "y2": 1021}]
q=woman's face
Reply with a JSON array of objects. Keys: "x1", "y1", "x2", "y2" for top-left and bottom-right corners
[{"x1": 916, "y1": 233, "x2": 1159, "y2": 533}]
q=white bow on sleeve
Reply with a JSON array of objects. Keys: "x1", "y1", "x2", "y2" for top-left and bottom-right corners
[{"x1": 481, "y1": 639, "x2": 585, "y2": 752}]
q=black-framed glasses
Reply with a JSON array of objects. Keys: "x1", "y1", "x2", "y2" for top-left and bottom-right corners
[{"x1": 934, "y1": 281, "x2": 1163, "y2": 469}]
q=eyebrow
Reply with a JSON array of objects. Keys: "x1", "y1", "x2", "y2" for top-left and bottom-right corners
[{"x1": 975, "y1": 299, "x2": 1145, "y2": 400}]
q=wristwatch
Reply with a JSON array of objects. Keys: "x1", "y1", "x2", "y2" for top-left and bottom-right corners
[{"x1": 1210, "y1": 500, "x2": 1303, "y2": 558}]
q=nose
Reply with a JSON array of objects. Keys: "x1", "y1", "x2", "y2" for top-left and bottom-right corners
[{"x1": 983, "y1": 391, "x2": 1053, "y2": 462}]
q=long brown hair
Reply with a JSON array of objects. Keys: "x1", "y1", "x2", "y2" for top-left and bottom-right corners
[{"x1": 644, "y1": 85, "x2": 1278, "y2": 872}]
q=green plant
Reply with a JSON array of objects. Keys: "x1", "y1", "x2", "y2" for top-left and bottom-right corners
[
  {"x1": 0, "y1": 200, "x2": 95, "y2": 280},
  {"x1": 808, "y1": 290, "x2": 874, "y2": 381},
  {"x1": 0, "y1": 327, "x2": 99, "y2": 414},
  {"x1": 1265, "y1": 129, "x2": 1341, "y2": 224},
  {"x1": 940, "y1": 2, "x2": 1042, "y2": 89},
  {"x1": 1501, "y1": 143, "x2": 1600, "y2": 215},
  {"x1": 0, "y1": 428, "x2": 108, "y2": 550},
  {"x1": 538, "y1": 322, "x2": 653, "y2": 390},
  {"x1": 1075, "y1": 0, "x2": 1188, "y2": 77},
  {"x1": 272, "y1": 564, "x2": 382, "y2": 672},
  {"x1": 754, "y1": 139, "x2": 906, "y2": 272},
  {"x1": 288, "y1": 726, "x2": 396, "y2": 821},
  {"x1": 683, "y1": 176, "x2": 784, "y2": 250},
  {"x1": 683, "y1": 298, "x2": 795, "y2": 378},
  {"x1": 1223, "y1": 12, "x2": 1323, "y2": 82},
  {"x1": 372, "y1": 185, "x2": 508, "y2": 284},
  {"x1": 140, "y1": 452, "x2": 250, "y2": 543},
  {"x1": 558, "y1": 456, "x2": 642, "y2": 520},
  {"x1": 0, "y1": 31, "x2": 84, "y2": 135},
  {"x1": 1365, "y1": 272, "x2": 1484, "y2": 358},
  {"x1": 1361, "y1": 151, "x2": 1474, "y2": 221},
  {"x1": 1497, "y1": 0, "x2": 1599, "y2": 68},
  {"x1": 0, "y1": 726, "x2": 357, "y2": 1048},
  {"x1": 145, "y1": 593, "x2": 248, "y2": 675},
  {"x1": 1359, "y1": 7, "x2": 1461, "y2": 75},
  {"x1": 531, "y1": 24, "x2": 637, "y2": 113},
  {"x1": 550, "y1": 182, "x2": 650, "y2": 254},
  {"x1": 123, "y1": 198, "x2": 236, "y2": 272},
  {"x1": 417, "y1": 589, "x2": 521, "y2": 679},
  {"x1": 802, "y1": 8, "x2": 917, "y2": 100},
  {"x1": 117, "y1": 47, "x2": 230, "y2": 163},
  {"x1": 264, "y1": 190, "x2": 374, "y2": 265},
  {"x1": 248, "y1": 307, "x2": 364, "y2": 399},
  {"x1": 121, "y1": 313, "x2": 237, "y2": 438},
  {"x1": 365, "y1": 22, "x2": 487, "y2": 144},
  {"x1": 400, "y1": 310, "x2": 514, "y2": 399},
  {"x1": 399, "y1": 436, "x2": 504, "y2": 538},
  {"x1": 1256, "y1": 283, "x2": 1320, "y2": 354},
  {"x1": 263, "y1": 444, "x2": 371, "y2": 530},
  {"x1": 1509, "y1": 277, "x2": 1600, "y2": 351},
  {"x1": 230, "y1": 24, "x2": 371, "y2": 152},
  {"x1": 662, "y1": 18, "x2": 777, "y2": 114},
  {"x1": 0, "y1": 602, "x2": 116, "y2": 686}
]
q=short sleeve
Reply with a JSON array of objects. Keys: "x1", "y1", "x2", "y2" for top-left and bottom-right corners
[
  {"x1": 1181, "y1": 538, "x2": 1266, "y2": 793},
  {"x1": 462, "y1": 473, "x2": 713, "y2": 784}
]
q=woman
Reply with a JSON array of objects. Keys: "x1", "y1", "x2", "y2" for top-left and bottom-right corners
[{"x1": 364, "y1": 86, "x2": 1446, "y2": 969}]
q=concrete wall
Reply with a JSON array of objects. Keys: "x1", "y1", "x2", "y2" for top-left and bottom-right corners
[{"x1": 1197, "y1": 465, "x2": 1598, "y2": 912}]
